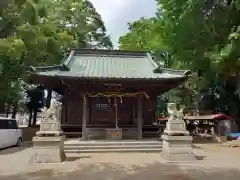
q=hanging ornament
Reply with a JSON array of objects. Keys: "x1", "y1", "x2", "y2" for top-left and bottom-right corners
[
  {"x1": 84, "y1": 91, "x2": 149, "y2": 99},
  {"x1": 120, "y1": 97, "x2": 123, "y2": 103}
]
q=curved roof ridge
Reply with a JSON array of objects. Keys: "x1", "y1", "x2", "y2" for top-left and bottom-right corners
[
  {"x1": 146, "y1": 52, "x2": 159, "y2": 69},
  {"x1": 63, "y1": 50, "x2": 75, "y2": 67},
  {"x1": 160, "y1": 67, "x2": 190, "y2": 75},
  {"x1": 72, "y1": 48, "x2": 149, "y2": 57}
]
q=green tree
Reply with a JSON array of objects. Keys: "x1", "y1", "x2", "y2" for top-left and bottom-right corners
[
  {"x1": 157, "y1": 0, "x2": 240, "y2": 117},
  {"x1": 119, "y1": 18, "x2": 172, "y2": 67},
  {"x1": 119, "y1": 0, "x2": 240, "y2": 119},
  {"x1": 0, "y1": 0, "x2": 112, "y2": 119},
  {"x1": 43, "y1": 0, "x2": 113, "y2": 49}
]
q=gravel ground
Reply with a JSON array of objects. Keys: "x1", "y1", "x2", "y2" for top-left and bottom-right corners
[{"x1": 0, "y1": 143, "x2": 240, "y2": 180}]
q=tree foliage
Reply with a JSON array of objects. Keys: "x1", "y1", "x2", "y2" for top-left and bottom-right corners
[
  {"x1": 119, "y1": 18, "x2": 172, "y2": 67},
  {"x1": 0, "y1": 0, "x2": 112, "y2": 115},
  {"x1": 119, "y1": 0, "x2": 240, "y2": 118}
]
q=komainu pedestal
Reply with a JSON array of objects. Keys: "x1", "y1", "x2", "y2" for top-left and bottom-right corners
[
  {"x1": 161, "y1": 135, "x2": 195, "y2": 162},
  {"x1": 36, "y1": 118, "x2": 63, "y2": 136},
  {"x1": 161, "y1": 103, "x2": 196, "y2": 162},
  {"x1": 32, "y1": 136, "x2": 66, "y2": 163},
  {"x1": 32, "y1": 100, "x2": 66, "y2": 163}
]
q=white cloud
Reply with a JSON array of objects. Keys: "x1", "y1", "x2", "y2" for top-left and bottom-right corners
[{"x1": 90, "y1": 0, "x2": 157, "y2": 48}]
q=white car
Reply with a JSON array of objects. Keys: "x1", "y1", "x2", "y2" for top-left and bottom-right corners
[{"x1": 0, "y1": 117, "x2": 23, "y2": 149}]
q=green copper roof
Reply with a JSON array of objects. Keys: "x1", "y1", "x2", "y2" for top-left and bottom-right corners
[{"x1": 33, "y1": 49, "x2": 189, "y2": 80}]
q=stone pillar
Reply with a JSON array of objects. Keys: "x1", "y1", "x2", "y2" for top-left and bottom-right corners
[
  {"x1": 82, "y1": 95, "x2": 88, "y2": 140},
  {"x1": 137, "y1": 98, "x2": 143, "y2": 139}
]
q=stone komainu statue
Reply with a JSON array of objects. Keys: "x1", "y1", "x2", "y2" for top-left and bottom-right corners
[
  {"x1": 42, "y1": 100, "x2": 62, "y2": 122},
  {"x1": 175, "y1": 108, "x2": 184, "y2": 121},
  {"x1": 164, "y1": 103, "x2": 188, "y2": 135},
  {"x1": 37, "y1": 99, "x2": 63, "y2": 136},
  {"x1": 167, "y1": 103, "x2": 184, "y2": 121}
]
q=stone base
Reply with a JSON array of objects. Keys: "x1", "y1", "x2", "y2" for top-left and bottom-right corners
[
  {"x1": 36, "y1": 130, "x2": 63, "y2": 136},
  {"x1": 164, "y1": 119, "x2": 189, "y2": 136},
  {"x1": 105, "y1": 128, "x2": 122, "y2": 140},
  {"x1": 32, "y1": 135, "x2": 66, "y2": 163},
  {"x1": 161, "y1": 134, "x2": 196, "y2": 163}
]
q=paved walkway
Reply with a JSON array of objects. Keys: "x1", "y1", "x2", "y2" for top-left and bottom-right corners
[{"x1": 0, "y1": 144, "x2": 240, "y2": 180}]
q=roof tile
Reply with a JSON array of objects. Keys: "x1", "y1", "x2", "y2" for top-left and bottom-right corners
[{"x1": 36, "y1": 49, "x2": 189, "y2": 80}]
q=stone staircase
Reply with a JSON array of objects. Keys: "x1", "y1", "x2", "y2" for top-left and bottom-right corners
[{"x1": 64, "y1": 139, "x2": 162, "y2": 153}]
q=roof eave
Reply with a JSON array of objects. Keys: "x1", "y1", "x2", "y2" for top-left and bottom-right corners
[
  {"x1": 145, "y1": 52, "x2": 190, "y2": 76},
  {"x1": 31, "y1": 74, "x2": 187, "y2": 82}
]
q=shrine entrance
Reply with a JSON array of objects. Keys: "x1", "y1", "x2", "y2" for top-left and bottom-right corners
[
  {"x1": 89, "y1": 97, "x2": 135, "y2": 127},
  {"x1": 81, "y1": 92, "x2": 147, "y2": 139}
]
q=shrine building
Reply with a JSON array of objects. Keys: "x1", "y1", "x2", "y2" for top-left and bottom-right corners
[{"x1": 29, "y1": 48, "x2": 189, "y2": 139}]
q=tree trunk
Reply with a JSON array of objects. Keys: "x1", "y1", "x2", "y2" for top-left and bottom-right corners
[
  {"x1": 235, "y1": 72, "x2": 240, "y2": 98},
  {"x1": 5, "y1": 104, "x2": 10, "y2": 117},
  {"x1": 11, "y1": 103, "x2": 18, "y2": 119},
  {"x1": 45, "y1": 89, "x2": 52, "y2": 108},
  {"x1": 32, "y1": 108, "x2": 38, "y2": 126},
  {"x1": 211, "y1": 88, "x2": 216, "y2": 113},
  {"x1": 28, "y1": 109, "x2": 33, "y2": 127},
  {"x1": 0, "y1": 103, "x2": 5, "y2": 114},
  {"x1": 233, "y1": 72, "x2": 240, "y2": 129}
]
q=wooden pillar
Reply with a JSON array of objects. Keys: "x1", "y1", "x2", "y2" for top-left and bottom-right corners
[
  {"x1": 132, "y1": 100, "x2": 136, "y2": 125},
  {"x1": 61, "y1": 95, "x2": 66, "y2": 124},
  {"x1": 64, "y1": 97, "x2": 68, "y2": 123},
  {"x1": 115, "y1": 97, "x2": 118, "y2": 128},
  {"x1": 82, "y1": 95, "x2": 88, "y2": 140},
  {"x1": 88, "y1": 98, "x2": 91, "y2": 123},
  {"x1": 86, "y1": 98, "x2": 90, "y2": 123},
  {"x1": 137, "y1": 98, "x2": 143, "y2": 139}
]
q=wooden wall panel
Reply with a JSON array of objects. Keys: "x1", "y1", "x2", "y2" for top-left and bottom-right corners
[
  {"x1": 89, "y1": 97, "x2": 134, "y2": 126},
  {"x1": 90, "y1": 97, "x2": 115, "y2": 126},
  {"x1": 143, "y1": 98, "x2": 156, "y2": 125},
  {"x1": 64, "y1": 91, "x2": 83, "y2": 125},
  {"x1": 118, "y1": 98, "x2": 134, "y2": 126}
]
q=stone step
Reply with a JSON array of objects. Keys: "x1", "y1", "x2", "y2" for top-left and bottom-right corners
[
  {"x1": 64, "y1": 148, "x2": 161, "y2": 153},
  {"x1": 64, "y1": 140, "x2": 162, "y2": 147},
  {"x1": 64, "y1": 140, "x2": 162, "y2": 153},
  {"x1": 64, "y1": 144, "x2": 162, "y2": 150}
]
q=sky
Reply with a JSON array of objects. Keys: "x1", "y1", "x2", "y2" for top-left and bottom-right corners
[{"x1": 89, "y1": 0, "x2": 157, "y2": 48}]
